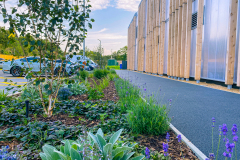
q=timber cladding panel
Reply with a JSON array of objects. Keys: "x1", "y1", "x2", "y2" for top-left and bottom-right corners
[{"x1": 127, "y1": 0, "x2": 240, "y2": 88}]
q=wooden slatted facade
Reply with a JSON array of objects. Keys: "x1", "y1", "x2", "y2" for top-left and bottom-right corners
[{"x1": 127, "y1": 0, "x2": 240, "y2": 89}]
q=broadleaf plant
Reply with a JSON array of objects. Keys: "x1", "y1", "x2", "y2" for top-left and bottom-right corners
[{"x1": 0, "y1": 0, "x2": 94, "y2": 116}]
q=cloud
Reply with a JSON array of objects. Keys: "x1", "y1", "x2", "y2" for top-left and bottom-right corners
[
  {"x1": 115, "y1": 0, "x2": 141, "y2": 12},
  {"x1": 88, "y1": 0, "x2": 111, "y2": 11}
]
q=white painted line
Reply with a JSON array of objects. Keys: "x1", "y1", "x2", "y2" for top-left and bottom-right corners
[{"x1": 139, "y1": 95, "x2": 207, "y2": 160}]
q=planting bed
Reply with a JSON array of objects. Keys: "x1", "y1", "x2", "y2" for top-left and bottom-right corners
[{"x1": 0, "y1": 73, "x2": 199, "y2": 160}]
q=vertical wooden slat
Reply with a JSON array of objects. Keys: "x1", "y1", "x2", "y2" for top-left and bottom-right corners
[
  {"x1": 176, "y1": 0, "x2": 183, "y2": 78},
  {"x1": 195, "y1": 0, "x2": 204, "y2": 81},
  {"x1": 184, "y1": 0, "x2": 192, "y2": 79},
  {"x1": 225, "y1": 0, "x2": 238, "y2": 85},
  {"x1": 170, "y1": 0, "x2": 175, "y2": 76},
  {"x1": 173, "y1": 0, "x2": 179, "y2": 77},
  {"x1": 159, "y1": 0, "x2": 166, "y2": 75},
  {"x1": 180, "y1": 0, "x2": 187, "y2": 78},
  {"x1": 167, "y1": 0, "x2": 172, "y2": 76},
  {"x1": 237, "y1": 42, "x2": 240, "y2": 86}
]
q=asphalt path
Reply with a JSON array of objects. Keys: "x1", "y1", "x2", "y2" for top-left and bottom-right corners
[
  {"x1": 117, "y1": 70, "x2": 240, "y2": 159},
  {"x1": 0, "y1": 70, "x2": 28, "y2": 93}
]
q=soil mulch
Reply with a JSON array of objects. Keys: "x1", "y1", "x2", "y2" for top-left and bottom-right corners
[
  {"x1": 136, "y1": 130, "x2": 198, "y2": 160},
  {"x1": 31, "y1": 114, "x2": 99, "y2": 128},
  {"x1": 69, "y1": 79, "x2": 119, "y2": 102}
]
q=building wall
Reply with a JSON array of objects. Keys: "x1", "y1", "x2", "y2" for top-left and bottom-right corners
[{"x1": 127, "y1": 0, "x2": 240, "y2": 87}]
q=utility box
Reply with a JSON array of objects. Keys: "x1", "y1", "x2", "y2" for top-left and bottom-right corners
[
  {"x1": 108, "y1": 59, "x2": 117, "y2": 66},
  {"x1": 122, "y1": 61, "x2": 127, "y2": 69}
]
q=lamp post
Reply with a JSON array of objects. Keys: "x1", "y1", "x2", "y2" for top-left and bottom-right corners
[{"x1": 98, "y1": 39, "x2": 101, "y2": 69}]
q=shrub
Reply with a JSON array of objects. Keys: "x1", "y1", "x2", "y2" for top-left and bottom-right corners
[
  {"x1": 79, "y1": 70, "x2": 89, "y2": 80},
  {"x1": 110, "y1": 69, "x2": 116, "y2": 74},
  {"x1": 93, "y1": 69, "x2": 104, "y2": 79},
  {"x1": 108, "y1": 74, "x2": 114, "y2": 81},
  {"x1": 126, "y1": 97, "x2": 170, "y2": 135},
  {"x1": 103, "y1": 69, "x2": 110, "y2": 77},
  {"x1": 106, "y1": 65, "x2": 120, "y2": 70},
  {"x1": 69, "y1": 82, "x2": 87, "y2": 96},
  {"x1": 89, "y1": 73, "x2": 93, "y2": 78},
  {"x1": 115, "y1": 78, "x2": 170, "y2": 135},
  {"x1": 87, "y1": 87, "x2": 104, "y2": 100},
  {"x1": 57, "y1": 88, "x2": 73, "y2": 100}
]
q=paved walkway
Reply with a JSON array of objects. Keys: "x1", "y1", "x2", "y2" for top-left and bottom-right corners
[{"x1": 117, "y1": 70, "x2": 240, "y2": 158}]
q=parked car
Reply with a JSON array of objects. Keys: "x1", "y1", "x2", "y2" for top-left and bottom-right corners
[
  {"x1": 2, "y1": 57, "x2": 80, "y2": 77},
  {"x1": 0, "y1": 58, "x2": 5, "y2": 69}
]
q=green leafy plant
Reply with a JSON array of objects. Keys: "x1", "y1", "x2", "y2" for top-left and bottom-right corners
[
  {"x1": 0, "y1": 0, "x2": 94, "y2": 116},
  {"x1": 0, "y1": 90, "x2": 9, "y2": 101},
  {"x1": 78, "y1": 70, "x2": 89, "y2": 80},
  {"x1": 88, "y1": 128, "x2": 145, "y2": 160},
  {"x1": 93, "y1": 69, "x2": 105, "y2": 79},
  {"x1": 110, "y1": 69, "x2": 117, "y2": 74},
  {"x1": 103, "y1": 69, "x2": 110, "y2": 77},
  {"x1": 89, "y1": 73, "x2": 94, "y2": 78},
  {"x1": 87, "y1": 87, "x2": 104, "y2": 100},
  {"x1": 68, "y1": 82, "x2": 87, "y2": 96},
  {"x1": 57, "y1": 88, "x2": 73, "y2": 101},
  {"x1": 108, "y1": 74, "x2": 115, "y2": 81}
]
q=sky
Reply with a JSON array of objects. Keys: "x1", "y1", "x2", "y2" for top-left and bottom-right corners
[
  {"x1": 85, "y1": 0, "x2": 141, "y2": 55},
  {"x1": 0, "y1": 0, "x2": 141, "y2": 55}
]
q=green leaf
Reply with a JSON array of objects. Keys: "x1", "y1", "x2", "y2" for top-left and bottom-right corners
[
  {"x1": 70, "y1": 147, "x2": 82, "y2": 160},
  {"x1": 2, "y1": 8, "x2": 6, "y2": 13},
  {"x1": 121, "y1": 152, "x2": 135, "y2": 160},
  {"x1": 44, "y1": 84, "x2": 49, "y2": 90},
  {"x1": 129, "y1": 156, "x2": 145, "y2": 160},
  {"x1": 12, "y1": 8, "x2": 17, "y2": 14},
  {"x1": 96, "y1": 128, "x2": 104, "y2": 137},
  {"x1": 109, "y1": 129, "x2": 123, "y2": 145},
  {"x1": 112, "y1": 147, "x2": 132, "y2": 158},
  {"x1": 54, "y1": 149, "x2": 68, "y2": 160},
  {"x1": 3, "y1": 19, "x2": 8, "y2": 23},
  {"x1": 97, "y1": 134, "x2": 106, "y2": 152},
  {"x1": 103, "y1": 143, "x2": 112, "y2": 158},
  {"x1": 113, "y1": 151, "x2": 124, "y2": 159},
  {"x1": 42, "y1": 144, "x2": 60, "y2": 160},
  {"x1": 36, "y1": 34, "x2": 40, "y2": 38},
  {"x1": 37, "y1": 40, "x2": 41, "y2": 46},
  {"x1": 24, "y1": 41, "x2": 28, "y2": 46},
  {"x1": 64, "y1": 140, "x2": 71, "y2": 156},
  {"x1": 39, "y1": 153, "x2": 48, "y2": 160},
  {"x1": 29, "y1": 46, "x2": 34, "y2": 52},
  {"x1": 36, "y1": 80, "x2": 40, "y2": 86},
  {"x1": 30, "y1": 40, "x2": 35, "y2": 45}
]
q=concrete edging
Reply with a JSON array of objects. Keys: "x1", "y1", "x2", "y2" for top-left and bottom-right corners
[{"x1": 139, "y1": 95, "x2": 207, "y2": 160}]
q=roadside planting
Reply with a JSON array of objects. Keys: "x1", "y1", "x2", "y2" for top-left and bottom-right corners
[{"x1": 0, "y1": 69, "x2": 201, "y2": 160}]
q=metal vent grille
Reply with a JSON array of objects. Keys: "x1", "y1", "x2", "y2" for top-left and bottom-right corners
[{"x1": 191, "y1": 12, "x2": 198, "y2": 30}]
